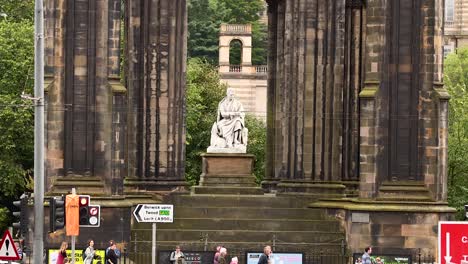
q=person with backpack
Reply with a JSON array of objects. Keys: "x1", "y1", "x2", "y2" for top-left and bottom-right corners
[
  {"x1": 106, "y1": 244, "x2": 119, "y2": 264},
  {"x1": 105, "y1": 240, "x2": 121, "y2": 264},
  {"x1": 170, "y1": 245, "x2": 185, "y2": 264},
  {"x1": 83, "y1": 239, "x2": 96, "y2": 264}
]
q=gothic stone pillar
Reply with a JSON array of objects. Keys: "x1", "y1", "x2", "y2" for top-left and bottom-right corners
[{"x1": 125, "y1": 0, "x2": 188, "y2": 191}]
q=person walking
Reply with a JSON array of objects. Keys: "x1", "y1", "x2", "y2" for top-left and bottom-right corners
[
  {"x1": 170, "y1": 245, "x2": 185, "y2": 264},
  {"x1": 218, "y1": 248, "x2": 227, "y2": 264},
  {"x1": 106, "y1": 240, "x2": 121, "y2": 263},
  {"x1": 230, "y1": 256, "x2": 238, "y2": 264},
  {"x1": 106, "y1": 243, "x2": 119, "y2": 264},
  {"x1": 213, "y1": 246, "x2": 222, "y2": 264},
  {"x1": 83, "y1": 240, "x2": 96, "y2": 264},
  {"x1": 56, "y1": 241, "x2": 68, "y2": 264},
  {"x1": 257, "y1": 246, "x2": 271, "y2": 264},
  {"x1": 362, "y1": 247, "x2": 372, "y2": 264}
]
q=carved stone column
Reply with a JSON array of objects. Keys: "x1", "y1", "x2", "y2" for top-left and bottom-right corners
[
  {"x1": 125, "y1": 0, "x2": 188, "y2": 191},
  {"x1": 45, "y1": 0, "x2": 126, "y2": 195}
]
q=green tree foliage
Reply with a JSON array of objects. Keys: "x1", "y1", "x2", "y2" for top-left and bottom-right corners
[
  {"x1": 229, "y1": 40, "x2": 242, "y2": 65},
  {"x1": 185, "y1": 58, "x2": 266, "y2": 184},
  {"x1": 0, "y1": 21, "x2": 34, "y2": 95},
  {"x1": 0, "y1": 95, "x2": 34, "y2": 229},
  {"x1": 186, "y1": 58, "x2": 227, "y2": 184},
  {"x1": 213, "y1": 0, "x2": 264, "y2": 24},
  {"x1": 188, "y1": 0, "x2": 267, "y2": 65},
  {"x1": 187, "y1": 0, "x2": 220, "y2": 63},
  {"x1": 444, "y1": 48, "x2": 468, "y2": 219},
  {"x1": 0, "y1": 0, "x2": 34, "y2": 22},
  {"x1": 0, "y1": 15, "x2": 34, "y2": 228},
  {"x1": 251, "y1": 22, "x2": 268, "y2": 65},
  {"x1": 245, "y1": 115, "x2": 266, "y2": 183},
  {"x1": 0, "y1": 207, "x2": 9, "y2": 232}
]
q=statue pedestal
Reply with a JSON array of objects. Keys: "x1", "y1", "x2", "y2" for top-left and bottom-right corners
[{"x1": 192, "y1": 153, "x2": 264, "y2": 195}]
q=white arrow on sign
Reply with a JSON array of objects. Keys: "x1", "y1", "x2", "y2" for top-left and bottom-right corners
[
  {"x1": 445, "y1": 232, "x2": 452, "y2": 264},
  {"x1": 133, "y1": 204, "x2": 174, "y2": 223}
]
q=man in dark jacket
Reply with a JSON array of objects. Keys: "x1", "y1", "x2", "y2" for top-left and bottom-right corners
[
  {"x1": 257, "y1": 245, "x2": 272, "y2": 264},
  {"x1": 106, "y1": 244, "x2": 119, "y2": 264}
]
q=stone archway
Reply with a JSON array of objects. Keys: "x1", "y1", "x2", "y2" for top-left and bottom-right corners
[{"x1": 219, "y1": 24, "x2": 253, "y2": 72}]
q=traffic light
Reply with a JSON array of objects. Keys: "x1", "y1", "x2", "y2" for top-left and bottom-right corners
[
  {"x1": 12, "y1": 193, "x2": 29, "y2": 238},
  {"x1": 79, "y1": 195, "x2": 90, "y2": 226},
  {"x1": 49, "y1": 196, "x2": 65, "y2": 232}
]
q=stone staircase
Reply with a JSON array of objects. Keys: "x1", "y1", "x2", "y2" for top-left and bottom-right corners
[
  {"x1": 131, "y1": 193, "x2": 346, "y2": 262},
  {"x1": 48, "y1": 176, "x2": 106, "y2": 196},
  {"x1": 377, "y1": 181, "x2": 433, "y2": 202}
]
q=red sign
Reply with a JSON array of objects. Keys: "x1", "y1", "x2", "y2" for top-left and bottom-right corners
[
  {"x1": 90, "y1": 207, "x2": 98, "y2": 216},
  {"x1": 439, "y1": 221, "x2": 468, "y2": 264},
  {"x1": 0, "y1": 230, "x2": 21, "y2": 260}
]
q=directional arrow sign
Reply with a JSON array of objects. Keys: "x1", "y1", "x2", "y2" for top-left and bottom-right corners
[{"x1": 133, "y1": 204, "x2": 174, "y2": 223}]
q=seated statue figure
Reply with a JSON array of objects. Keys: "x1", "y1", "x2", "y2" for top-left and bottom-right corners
[{"x1": 207, "y1": 88, "x2": 248, "y2": 153}]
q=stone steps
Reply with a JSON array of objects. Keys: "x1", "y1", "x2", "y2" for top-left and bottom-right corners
[
  {"x1": 166, "y1": 194, "x2": 310, "y2": 208},
  {"x1": 377, "y1": 182, "x2": 433, "y2": 202},
  {"x1": 200, "y1": 174, "x2": 258, "y2": 186},
  {"x1": 172, "y1": 206, "x2": 326, "y2": 220},
  {"x1": 49, "y1": 176, "x2": 106, "y2": 196},
  {"x1": 130, "y1": 153, "x2": 347, "y2": 256},
  {"x1": 191, "y1": 186, "x2": 264, "y2": 195},
  {"x1": 137, "y1": 229, "x2": 344, "y2": 244},
  {"x1": 132, "y1": 192, "x2": 345, "y2": 256},
  {"x1": 156, "y1": 218, "x2": 341, "y2": 231}
]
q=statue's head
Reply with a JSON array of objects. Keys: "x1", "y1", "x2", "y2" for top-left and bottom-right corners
[{"x1": 227, "y1": 88, "x2": 235, "y2": 100}]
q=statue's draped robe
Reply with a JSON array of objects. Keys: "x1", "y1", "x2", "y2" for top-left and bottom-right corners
[{"x1": 216, "y1": 97, "x2": 245, "y2": 146}]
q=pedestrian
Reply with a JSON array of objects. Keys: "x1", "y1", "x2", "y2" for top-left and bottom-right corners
[
  {"x1": 106, "y1": 243, "x2": 119, "y2": 264},
  {"x1": 361, "y1": 247, "x2": 372, "y2": 264},
  {"x1": 83, "y1": 239, "x2": 96, "y2": 264},
  {"x1": 170, "y1": 245, "x2": 186, "y2": 264},
  {"x1": 230, "y1": 256, "x2": 238, "y2": 264},
  {"x1": 106, "y1": 240, "x2": 121, "y2": 263},
  {"x1": 257, "y1": 245, "x2": 271, "y2": 264},
  {"x1": 56, "y1": 241, "x2": 68, "y2": 264},
  {"x1": 214, "y1": 246, "x2": 222, "y2": 264},
  {"x1": 218, "y1": 248, "x2": 227, "y2": 264},
  {"x1": 14, "y1": 242, "x2": 23, "y2": 260}
]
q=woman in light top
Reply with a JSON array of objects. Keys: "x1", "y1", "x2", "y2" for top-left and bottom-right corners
[
  {"x1": 170, "y1": 245, "x2": 185, "y2": 264},
  {"x1": 84, "y1": 239, "x2": 95, "y2": 264}
]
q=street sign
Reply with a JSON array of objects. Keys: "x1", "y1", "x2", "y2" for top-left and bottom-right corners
[
  {"x1": 81, "y1": 205, "x2": 100, "y2": 227},
  {"x1": 133, "y1": 204, "x2": 174, "y2": 223},
  {"x1": 438, "y1": 221, "x2": 468, "y2": 264},
  {"x1": 0, "y1": 230, "x2": 21, "y2": 260}
]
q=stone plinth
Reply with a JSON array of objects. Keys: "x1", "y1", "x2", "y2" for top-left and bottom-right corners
[{"x1": 192, "y1": 153, "x2": 264, "y2": 195}]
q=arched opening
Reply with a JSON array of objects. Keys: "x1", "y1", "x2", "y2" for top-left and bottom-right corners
[{"x1": 229, "y1": 39, "x2": 243, "y2": 65}]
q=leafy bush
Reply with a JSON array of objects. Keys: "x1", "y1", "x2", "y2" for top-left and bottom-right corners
[{"x1": 445, "y1": 48, "x2": 468, "y2": 219}]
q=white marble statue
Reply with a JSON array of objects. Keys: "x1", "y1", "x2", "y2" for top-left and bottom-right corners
[{"x1": 207, "y1": 88, "x2": 248, "y2": 153}]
